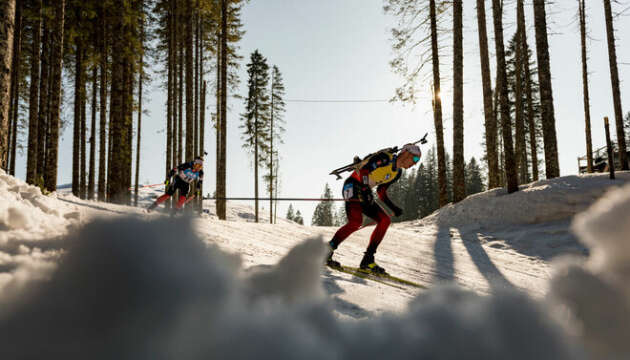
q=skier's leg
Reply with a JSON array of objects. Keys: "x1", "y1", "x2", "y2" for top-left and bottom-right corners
[
  {"x1": 329, "y1": 202, "x2": 363, "y2": 248},
  {"x1": 359, "y1": 204, "x2": 390, "y2": 273},
  {"x1": 147, "y1": 183, "x2": 175, "y2": 211},
  {"x1": 175, "y1": 195, "x2": 187, "y2": 209},
  {"x1": 366, "y1": 208, "x2": 391, "y2": 254}
]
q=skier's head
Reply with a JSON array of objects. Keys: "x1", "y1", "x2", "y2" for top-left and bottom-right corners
[
  {"x1": 397, "y1": 144, "x2": 421, "y2": 169},
  {"x1": 193, "y1": 157, "x2": 204, "y2": 172}
]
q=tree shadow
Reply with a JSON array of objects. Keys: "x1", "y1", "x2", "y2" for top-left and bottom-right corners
[
  {"x1": 432, "y1": 224, "x2": 455, "y2": 283},
  {"x1": 457, "y1": 228, "x2": 515, "y2": 292}
]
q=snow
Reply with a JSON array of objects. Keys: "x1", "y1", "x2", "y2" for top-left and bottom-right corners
[{"x1": 1, "y1": 168, "x2": 630, "y2": 358}]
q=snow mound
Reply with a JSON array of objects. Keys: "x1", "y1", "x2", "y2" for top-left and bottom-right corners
[
  {"x1": 416, "y1": 172, "x2": 630, "y2": 229},
  {"x1": 549, "y1": 182, "x2": 630, "y2": 359},
  {"x1": 0, "y1": 216, "x2": 580, "y2": 359},
  {"x1": 0, "y1": 170, "x2": 79, "y2": 242}
]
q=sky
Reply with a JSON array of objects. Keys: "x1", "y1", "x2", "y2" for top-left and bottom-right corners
[{"x1": 13, "y1": 0, "x2": 630, "y2": 225}]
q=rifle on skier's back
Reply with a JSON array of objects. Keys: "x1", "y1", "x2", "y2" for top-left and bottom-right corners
[{"x1": 329, "y1": 133, "x2": 429, "y2": 180}]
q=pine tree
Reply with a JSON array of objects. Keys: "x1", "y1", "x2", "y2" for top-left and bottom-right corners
[
  {"x1": 335, "y1": 205, "x2": 347, "y2": 226},
  {"x1": 506, "y1": 32, "x2": 543, "y2": 182},
  {"x1": 312, "y1": 183, "x2": 334, "y2": 226},
  {"x1": 492, "y1": 0, "x2": 518, "y2": 193},
  {"x1": 384, "y1": 0, "x2": 447, "y2": 206},
  {"x1": 26, "y1": 0, "x2": 41, "y2": 184},
  {"x1": 514, "y1": 0, "x2": 528, "y2": 184},
  {"x1": 578, "y1": 0, "x2": 593, "y2": 173},
  {"x1": 476, "y1": 0, "x2": 500, "y2": 189},
  {"x1": 286, "y1": 203, "x2": 295, "y2": 221},
  {"x1": 268, "y1": 65, "x2": 285, "y2": 223},
  {"x1": 294, "y1": 210, "x2": 304, "y2": 225},
  {"x1": 43, "y1": 0, "x2": 65, "y2": 192},
  {"x1": 216, "y1": 0, "x2": 245, "y2": 220},
  {"x1": 0, "y1": 0, "x2": 16, "y2": 170},
  {"x1": 452, "y1": 0, "x2": 465, "y2": 203},
  {"x1": 603, "y1": 0, "x2": 628, "y2": 170},
  {"x1": 533, "y1": 0, "x2": 560, "y2": 177},
  {"x1": 465, "y1": 157, "x2": 485, "y2": 196},
  {"x1": 240, "y1": 50, "x2": 270, "y2": 223}
]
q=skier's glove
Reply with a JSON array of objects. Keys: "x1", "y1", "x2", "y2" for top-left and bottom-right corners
[
  {"x1": 360, "y1": 187, "x2": 374, "y2": 204},
  {"x1": 164, "y1": 178, "x2": 170, "y2": 187},
  {"x1": 392, "y1": 206, "x2": 403, "y2": 217}
]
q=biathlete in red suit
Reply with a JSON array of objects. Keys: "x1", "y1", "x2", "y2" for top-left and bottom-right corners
[
  {"x1": 327, "y1": 144, "x2": 421, "y2": 274},
  {"x1": 146, "y1": 157, "x2": 204, "y2": 212}
]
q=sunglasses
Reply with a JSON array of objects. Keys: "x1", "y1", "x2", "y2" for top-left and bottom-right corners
[{"x1": 413, "y1": 156, "x2": 420, "y2": 163}]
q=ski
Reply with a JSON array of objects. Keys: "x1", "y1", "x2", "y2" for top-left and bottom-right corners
[{"x1": 327, "y1": 264, "x2": 425, "y2": 289}]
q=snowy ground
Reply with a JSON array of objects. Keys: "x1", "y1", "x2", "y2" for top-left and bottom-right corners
[{"x1": 2, "y1": 169, "x2": 630, "y2": 358}]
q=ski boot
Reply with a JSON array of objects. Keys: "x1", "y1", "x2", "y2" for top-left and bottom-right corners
[
  {"x1": 146, "y1": 202, "x2": 158, "y2": 213},
  {"x1": 359, "y1": 252, "x2": 387, "y2": 275},
  {"x1": 326, "y1": 241, "x2": 341, "y2": 268}
]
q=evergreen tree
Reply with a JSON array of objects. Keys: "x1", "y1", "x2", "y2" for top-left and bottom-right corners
[
  {"x1": 294, "y1": 210, "x2": 304, "y2": 225},
  {"x1": 0, "y1": 0, "x2": 16, "y2": 170},
  {"x1": 465, "y1": 157, "x2": 485, "y2": 196},
  {"x1": 603, "y1": 0, "x2": 628, "y2": 170},
  {"x1": 335, "y1": 205, "x2": 346, "y2": 226},
  {"x1": 476, "y1": 0, "x2": 500, "y2": 189},
  {"x1": 267, "y1": 65, "x2": 285, "y2": 223},
  {"x1": 312, "y1": 183, "x2": 334, "y2": 226},
  {"x1": 533, "y1": 0, "x2": 561, "y2": 177},
  {"x1": 240, "y1": 50, "x2": 270, "y2": 223},
  {"x1": 286, "y1": 203, "x2": 295, "y2": 221},
  {"x1": 506, "y1": 32, "x2": 543, "y2": 182}
]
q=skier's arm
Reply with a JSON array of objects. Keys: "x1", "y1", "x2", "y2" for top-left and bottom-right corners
[{"x1": 376, "y1": 172, "x2": 403, "y2": 216}]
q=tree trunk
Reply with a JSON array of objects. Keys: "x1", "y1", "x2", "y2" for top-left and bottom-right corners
[
  {"x1": 200, "y1": 80, "x2": 206, "y2": 211},
  {"x1": 492, "y1": 0, "x2": 518, "y2": 193},
  {"x1": 178, "y1": 23, "x2": 183, "y2": 164},
  {"x1": 80, "y1": 53, "x2": 87, "y2": 199},
  {"x1": 218, "y1": 0, "x2": 228, "y2": 219},
  {"x1": 215, "y1": 30, "x2": 221, "y2": 212},
  {"x1": 476, "y1": 0, "x2": 499, "y2": 189},
  {"x1": 135, "y1": 17, "x2": 144, "y2": 207},
  {"x1": 0, "y1": 0, "x2": 16, "y2": 170},
  {"x1": 514, "y1": 0, "x2": 528, "y2": 184},
  {"x1": 44, "y1": 0, "x2": 64, "y2": 192},
  {"x1": 579, "y1": 0, "x2": 593, "y2": 173},
  {"x1": 8, "y1": 0, "x2": 21, "y2": 175},
  {"x1": 269, "y1": 74, "x2": 274, "y2": 223},
  {"x1": 98, "y1": 7, "x2": 108, "y2": 201},
  {"x1": 37, "y1": 24, "x2": 49, "y2": 179},
  {"x1": 89, "y1": 67, "x2": 97, "y2": 200},
  {"x1": 73, "y1": 40, "x2": 83, "y2": 197},
  {"x1": 603, "y1": 0, "x2": 628, "y2": 170},
  {"x1": 166, "y1": 0, "x2": 173, "y2": 178},
  {"x1": 521, "y1": 4, "x2": 539, "y2": 181},
  {"x1": 452, "y1": 0, "x2": 465, "y2": 202},
  {"x1": 429, "y1": 0, "x2": 448, "y2": 207},
  {"x1": 533, "y1": 0, "x2": 560, "y2": 178},
  {"x1": 185, "y1": 0, "x2": 193, "y2": 161},
  {"x1": 108, "y1": 0, "x2": 126, "y2": 203},
  {"x1": 194, "y1": 4, "x2": 199, "y2": 158},
  {"x1": 254, "y1": 99, "x2": 259, "y2": 223},
  {"x1": 26, "y1": 0, "x2": 41, "y2": 184}
]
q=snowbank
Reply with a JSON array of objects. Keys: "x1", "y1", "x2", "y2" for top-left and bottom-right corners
[
  {"x1": 0, "y1": 216, "x2": 580, "y2": 359},
  {"x1": 0, "y1": 169, "x2": 79, "y2": 242},
  {"x1": 549, "y1": 183, "x2": 630, "y2": 359},
  {"x1": 416, "y1": 172, "x2": 630, "y2": 229}
]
